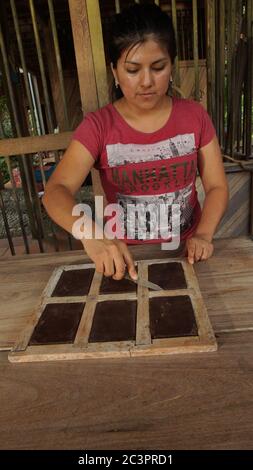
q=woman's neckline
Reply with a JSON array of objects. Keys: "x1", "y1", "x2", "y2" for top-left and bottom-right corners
[{"x1": 110, "y1": 96, "x2": 176, "y2": 136}]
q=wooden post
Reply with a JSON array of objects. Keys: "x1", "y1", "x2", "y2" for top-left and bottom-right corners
[
  {"x1": 192, "y1": 0, "x2": 200, "y2": 101},
  {"x1": 68, "y1": 0, "x2": 98, "y2": 113},
  {"x1": 86, "y1": 0, "x2": 109, "y2": 108},
  {"x1": 205, "y1": 0, "x2": 216, "y2": 126},
  {"x1": 68, "y1": 0, "x2": 107, "y2": 200}
]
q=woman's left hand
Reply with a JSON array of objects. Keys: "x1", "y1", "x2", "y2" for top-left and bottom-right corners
[{"x1": 185, "y1": 235, "x2": 214, "y2": 264}]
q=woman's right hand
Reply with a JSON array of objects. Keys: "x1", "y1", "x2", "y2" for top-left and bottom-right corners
[{"x1": 81, "y1": 238, "x2": 138, "y2": 281}]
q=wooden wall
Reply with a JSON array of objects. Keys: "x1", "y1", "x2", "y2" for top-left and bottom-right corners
[{"x1": 196, "y1": 168, "x2": 252, "y2": 238}]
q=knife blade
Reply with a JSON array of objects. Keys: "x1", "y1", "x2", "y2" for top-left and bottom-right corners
[{"x1": 124, "y1": 273, "x2": 163, "y2": 291}]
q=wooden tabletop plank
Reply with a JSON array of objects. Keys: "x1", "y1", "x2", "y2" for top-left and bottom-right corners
[
  {"x1": 0, "y1": 237, "x2": 253, "y2": 350},
  {"x1": 0, "y1": 330, "x2": 253, "y2": 450}
]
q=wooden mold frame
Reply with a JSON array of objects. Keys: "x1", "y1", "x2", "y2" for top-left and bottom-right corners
[{"x1": 8, "y1": 259, "x2": 217, "y2": 363}]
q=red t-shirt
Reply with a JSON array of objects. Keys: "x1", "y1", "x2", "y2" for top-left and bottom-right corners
[{"x1": 73, "y1": 97, "x2": 216, "y2": 244}]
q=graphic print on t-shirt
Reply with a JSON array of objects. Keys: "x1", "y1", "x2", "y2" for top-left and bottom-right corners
[
  {"x1": 116, "y1": 183, "x2": 194, "y2": 240},
  {"x1": 105, "y1": 133, "x2": 196, "y2": 240},
  {"x1": 106, "y1": 133, "x2": 195, "y2": 167}
]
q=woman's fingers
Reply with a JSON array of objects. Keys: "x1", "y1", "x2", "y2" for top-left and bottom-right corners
[
  {"x1": 82, "y1": 238, "x2": 137, "y2": 281},
  {"x1": 121, "y1": 245, "x2": 138, "y2": 280},
  {"x1": 201, "y1": 243, "x2": 214, "y2": 260},
  {"x1": 186, "y1": 237, "x2": 214, "y2": 264},
  {"x1": 187, "y1": 239, "x2": 196, "y2": 264},
  {"x1": 103, "y1": 255, "x2": 116, "y2": 277},
  {"x1": 111, "y1": 246, "x2": 127, "y2": 280},
  {"x1": 194, "y1": 243, "x2": 204, "y2": 262}
]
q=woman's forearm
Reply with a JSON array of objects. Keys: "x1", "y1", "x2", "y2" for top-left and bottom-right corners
[
  {"x1": 42, "y1": 184, "x2": 79, "y2": 234},
  {"x1": 42, "y1": 184, "x2": 104, "y2": 240},
  {"x1": 194, "y1": 186, "x2": 229, "y2": 241}
]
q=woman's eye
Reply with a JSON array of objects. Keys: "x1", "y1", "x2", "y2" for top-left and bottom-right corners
[
  {"x1": 153, "y1": 67, "x2": 165, "y2": 72},
  {"x1": 126, "y1": 67, "x2": 165, "y2": 74}
]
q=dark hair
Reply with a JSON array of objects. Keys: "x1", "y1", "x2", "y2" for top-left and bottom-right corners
[{"x1": 109, "y1": 3, "x2": 177, "y2": 101}]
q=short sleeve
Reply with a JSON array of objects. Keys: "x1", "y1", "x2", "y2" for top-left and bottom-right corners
[
  {"x1": 199, "y1": 106, "x2": 216, "y2": 149},
  {"x1": 72, "y1": 112, "x2": 103, "y2": 163}
]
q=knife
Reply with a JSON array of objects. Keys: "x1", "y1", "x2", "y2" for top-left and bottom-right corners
[{"x1": 124, "y1": 273, "x2": 163, "y2": 291}]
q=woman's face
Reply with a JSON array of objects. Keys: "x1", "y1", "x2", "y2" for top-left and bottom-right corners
[{"x1": 111, "y1": 38, "x2": 172, "y2": 110}]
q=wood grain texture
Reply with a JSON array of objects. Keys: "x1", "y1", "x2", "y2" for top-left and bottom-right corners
[
  {"x1": 8, "y1": 258, "x2": 216, "y2": 361},
  {"x1": 68, "y1": 0, "x2": 97, "y2": 113},
  {"x1": 0, "y1": 132, "x2": 72, "y2": 156},
  {"x1": 0, "y1": 237, "x2": 253, "y2": 350},
  {"x1": 1, "y1": 330, "x2": 253, "y2": 449}
]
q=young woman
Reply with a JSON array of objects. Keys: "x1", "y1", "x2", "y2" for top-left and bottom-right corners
[{"x1": 43, "y1": 3, "x2": 228, "y2": 281}]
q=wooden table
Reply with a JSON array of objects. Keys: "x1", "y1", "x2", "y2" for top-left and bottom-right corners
[{"x1": 0, "y1": 237, "x2": 253, "y2": 449}]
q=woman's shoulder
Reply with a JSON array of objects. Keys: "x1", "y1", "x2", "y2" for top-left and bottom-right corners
[
  {"x1": 73, "y1": 103, "x2": 114, "y2": 137},
  {"x1": 85, "y1": 103, "x2": 114, "y2": 120},
  {"x1": 173, "y1": 96, "x2": 206, "y2": 114}
]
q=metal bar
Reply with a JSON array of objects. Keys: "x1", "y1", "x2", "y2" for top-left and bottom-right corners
[
  {"x1": 49, "y1": 221, "x2": 60, "y2": 252},
  {"x1": 0, "y1": 121, "x2": 29, "y2": 253},
  {"x1": 29, "y1": 73, "x2": 45, "y2": 134},
  {"x1": 236, "y1": 0, "x2": 244, "y2": 156},
  {"x1": 250, "y1": 172, "x2": 253, "y2": 238},
  {"x1": 225, "y1": 0, "x2": 235, "y2": 155},
  {"x1": 171, "y1": 0, "x2": 181, "y2": 88},
  {"x1": 29, "y1": 155, "x2": 45, "y2": 252},
  {"x1": 242, "y1": 85, "x2": 245, "y2": 155},
  {"x1": 10, "y1": 0, "x2": 37, "y2": 135},
  {"x1": 36, "y1": 152, "x2": 59, "y2": 251},
  {"x1": 205, "y1": 0, "x2": 216, "y2": 124},
  {"x1": 237, "y1": 88, "x2": 243, "y2": 153},
  {"x1": 218, "y1": 0, "x2": 225, "y2": 149},
  {"x1": 247, "y1": 0, "x2": 253, "y2": 236},
  {"x1": 245, "y1": 0, "x2": 253, "y2": 158},
  {"x1": 182, "y1": 10, "x2": 186, "y2": 60},
  {"x1": 115, "y1": 0, "x2": 120, "y2": 14},
  {"x1": 214, "y1": 0, "x2": 219, "y2": 143},
  {"x1": 0, "y1": 23, "x2": 21, "y2": 136},
  {"x1": 0, "y1": 191, "x2": 15, "y2": 255},
  {"x1": 231, "y1": 0, "x2": 238, "y2": 157},
  {"x1": 0, "y1": 20, "x2": 43, "y2": 253},
  {"x1": 48, "y1": 0, "x2": 70, "y2": 130},
  {"x1": 29, "y1": 0, "x2": 54, "y2": 133},
  {"x1": 192, "y1": 0, "x2": 200, "y2": 100},
  {"x1": 5, "y1": 157, "x2": 30, "y2": 254},
  {"x1": 38, "y1": 154, "x2": 47, "y2": 189},
  {"x1": 199, "y1": 5, "x2": 204, "y2": 58},
  {"x1": 67, "y1": 231, "x2": 73, "y2": 250}
]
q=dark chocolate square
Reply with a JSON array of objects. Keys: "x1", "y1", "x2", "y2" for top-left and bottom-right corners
[
  {"x1": 148, "y1": 262, "x2": 187, "y2": 290},
  {"x1": 150, "y1": 296, "x2": 198, "y2": 339},
  {"x1": 100, "y1": 275, "x2": 137, "y2": 294},
  {"x1": 29, "y1": 302, "x2": 84, "y2": 345},
  {"x1": 89, "y1": 300, "x2": 137, "y2": 342},
  {"x1": 51, "y1": 268, "x2": 94, "y2": 297}
]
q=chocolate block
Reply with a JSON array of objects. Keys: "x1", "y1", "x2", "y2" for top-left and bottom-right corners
[
  {"x1": 29, "y1": 302, "x2": 84, "y2": 345},
  {"x1": 51, "y1": 268, "x2": 94, "y2": 297},
  {"x1": 100, "y1": 275, "x2": 137, "y2": 294},
  {"x1": 148, "y1": 262, "x2": 187, "y2": 290},
  {"x1": 89, "y1": 300, "x2": 137, "y2": 342},
  {"x1": 150, "y1": 296, "x2": 198, "y2": 339}
]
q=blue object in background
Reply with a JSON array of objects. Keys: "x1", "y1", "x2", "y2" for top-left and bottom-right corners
[{"x1": 34, "y1": 165, "x2": 55, "y2": 183}]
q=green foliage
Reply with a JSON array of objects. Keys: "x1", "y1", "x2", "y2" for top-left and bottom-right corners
[
  {"x1": 0, "y1": 157, "x2": 10, "y2": 183},
  {"x1": 0, "y1": 94, "x2": 14, "y2": 183},
  {"x1": 0, "y1": 95, "x2": 13, "y2": 138}
]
